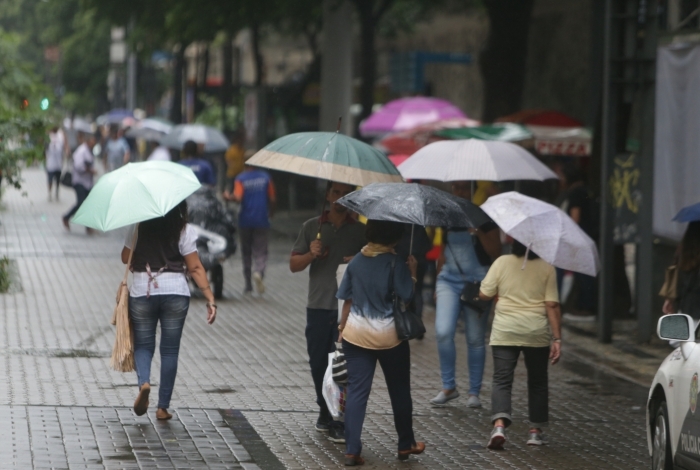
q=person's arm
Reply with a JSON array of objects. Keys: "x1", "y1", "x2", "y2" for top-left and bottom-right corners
[
  {"x1": 475, "y1": 226, "x2": 502, "y2": 260},
  {"x1": 478, "y1": 259, "x2": 499, "y2": 301},
  {"x1": 224, "y1": 180, "x2": 244, "y2": 202},
  {"x1": 569, "y1": 206, "x2": 581, "y2": 224},
  {"x1": 663, "y1": 298, "x2": 676, "y2": 315},
  {"x1": 290, "y1": 245, "x2": 321, "y2": 272},
  {"x1": 546, "y1": 301, "x2": 562, "y2": 365},
  {"x1": 337, "y1": 299, "x2": 352, "y2": 343},
  {"x1": 184, "y1": 252, "x2": 217, "y2": 324},
  {"x1": 121, "y1": 247, "x2": 130, "y2": 264}
]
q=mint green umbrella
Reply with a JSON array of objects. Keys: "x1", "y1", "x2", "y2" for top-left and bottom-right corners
[
  {"x1": 247, "y1": 132, "x2": 403, "y2": 186},
  {"x1": 436, "y1": 123, "x2": 532, "y2": 142},
  {"x1": 72, "y1": 161, "x2": 201, "y2": 231}
]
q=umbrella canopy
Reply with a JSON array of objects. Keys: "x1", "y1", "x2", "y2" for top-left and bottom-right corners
[
  {"x1": 673, "y1": 202, "x2": 700, "y2": 222},
  {"x1": 437, "y1": 123, "x2": 532, "y2": 142},
  {"x1": 360, "y1": 97, "x2": 467, "y2": 136},
  {"x1": 161, "y1": 124, "x2": 229, "y2": 152},
  {"x1": 378, "y1": 117, "x2": 479, "y2": 155},
  {"x1": 72, "y1": 161, "x2": 201, "y2": 231},
  {"x1": 398, "y1": 139, "x2": 558, "y2": 182},
  {"x1": 138, "y1": 117, "x2": 174, "y2": 134},
  {"x1": 247, "y1": 132, "x2": 403, "y2": 187},
  {"x1": 336, "y1": 183, "x2": 491, "y2": 229},
  {"x1": 125, "y1": 127, "x2": 166, "y2": 142},
  {"x1": 481, "y1": 191, "x2": 600, "y2": 276},
  {"x1": 388, "y1": 154, "x2": 410, "y2": 167}
]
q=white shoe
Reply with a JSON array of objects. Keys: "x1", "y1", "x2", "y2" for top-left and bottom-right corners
[
  {"x1": 466, "y1": 394, "x2": 482, "y2": 408},
  {"x1": 253, "y1": 272, "x2": 265, "y2": 294},
  {"x1": 487, "y1": 426, "x2": 506, "y2": 450},
  {"x1": 430, "y1": 390, "x2": 460, "y2": 406}
]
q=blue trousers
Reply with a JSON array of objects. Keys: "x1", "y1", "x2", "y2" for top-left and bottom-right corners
[
  {"x1": 129, "y1": 294, "x2": 189, "y2": 409},
  {"x1": 435, "y1": 277, "x2": 490, "y2": 395},
  {"x1": 343, "y1": 339, "x2": 415, "y2": 456}
]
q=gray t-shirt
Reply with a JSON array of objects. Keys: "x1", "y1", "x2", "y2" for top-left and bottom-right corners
[{"x1": 292, "y1": 214, "x2": 366, "y2": 310}]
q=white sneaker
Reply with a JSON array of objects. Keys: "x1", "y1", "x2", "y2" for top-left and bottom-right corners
[
  {"x1": 253, "y1": 272, "x2": 265, "y2": 294},
  {"x1": 527, "y1": 430, "x2": 547, "y2": 446},
  {"x1": 487, "y1": 426, "x2": 506, "y2": 450},
  {"x1": 466, "y1": 394, "x2": 482, "y2": 408}
]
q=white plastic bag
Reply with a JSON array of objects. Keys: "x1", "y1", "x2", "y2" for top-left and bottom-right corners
[{"x1": 322, "y1": 352, "x2": 346, "y2": 421}]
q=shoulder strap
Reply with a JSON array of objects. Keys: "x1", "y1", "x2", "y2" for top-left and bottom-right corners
[
  {"x1": 445, "y1": 239, "x2": 466, "y2": 277},
  {"x1": 122, "y1": 224, "x2": 139, "y2": 284}
]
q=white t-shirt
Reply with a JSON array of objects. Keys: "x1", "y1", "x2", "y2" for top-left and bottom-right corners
[
  {"x1": 124, "y1": 223, "x2": 198, "y2": 297},
  {"x1": 147, "y1": 146, "x2": 171, "y2": 161},
  {"x1": 46, "y1": 131, "x2": 64, "y2": 172}
]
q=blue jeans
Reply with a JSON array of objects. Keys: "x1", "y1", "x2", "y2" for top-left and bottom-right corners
[
  {"x1": 435, "y1": 277, "x2": 490, "y2": 395},
  {"x1": 343, "y1": 339, "x2": 415, "y2": 456},
  {"x1": 129, "y1": 294, "x2": 189, "y2": 409}
]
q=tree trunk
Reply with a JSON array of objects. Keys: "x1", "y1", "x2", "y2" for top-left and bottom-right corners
[
  {"x1": 170, "y1": 44, "x2": 186, "y2": 124},
  {"x1": 356, "y1": 0, "x2": 376, "y2": 138},
  {"x1": 479, "y1": 0, "x2": 536, "y2": 122},
  {"x1": 251, "y1": 23, "x2": 264, "y2": 87}
]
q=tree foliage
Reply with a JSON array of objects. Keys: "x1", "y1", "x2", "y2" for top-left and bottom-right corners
[{"x1": 0, "y1": 30, "x2": 49, "y2": 190}]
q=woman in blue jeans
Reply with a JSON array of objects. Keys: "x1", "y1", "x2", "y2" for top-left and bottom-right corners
[
  {"x1": 432, "y1": 181, "x2": 501, "y2": 408},
  {"x1": 337, "y1": 220, "x2": 425, "y2": 466},
  {"x1": 121, "y1": 200, "x2": 217, "y2": 420}
]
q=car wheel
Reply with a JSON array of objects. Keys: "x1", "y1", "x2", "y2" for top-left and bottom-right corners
[
  {"x1": 210, "y1": 264, "x2": 224, "y2": 299},
  {"x1": 652, "y1": 401, "x2": 673, "y2": 470}
]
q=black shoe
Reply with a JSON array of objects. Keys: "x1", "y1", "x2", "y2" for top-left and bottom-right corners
[
  {"x1": 315, "y1": 414, "x2": 332, "y2": 432},
  {"x1": 328, "y1": 422, "x2": 346, "y2": 443}
]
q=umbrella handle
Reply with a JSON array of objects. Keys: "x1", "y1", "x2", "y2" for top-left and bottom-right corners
[{"x1": 409, "y1": 224, "x2": 414, "y2": 256}]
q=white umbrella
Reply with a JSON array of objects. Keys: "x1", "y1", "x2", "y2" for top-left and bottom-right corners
[
  {"x1": 397, "y1": 139, "x2": 558, "y2": 182},
  {"x1": 161, "y1": 124, "x2": 229, "y2": 152},
  {"x1": 480, "y1": 191, "x2": 600, "y2": 276}
]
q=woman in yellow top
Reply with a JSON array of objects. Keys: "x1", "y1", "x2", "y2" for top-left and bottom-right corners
[{"x1": 478, "y1": 240, "x2": 562, "y2": 450}]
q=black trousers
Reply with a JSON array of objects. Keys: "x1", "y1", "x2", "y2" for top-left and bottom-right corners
[
  {"x1": 343, "y1": 339, "x2": 415, "y2": 455},
  {"x1": 64, "y1": 184, "x2": 90, "y2": 220},
  {"x1": 305, "y1": 308, "x2": 338, "y2": 418},
  {"x1": 491, "y1": 345, "x2": 549, "y2": 428}
]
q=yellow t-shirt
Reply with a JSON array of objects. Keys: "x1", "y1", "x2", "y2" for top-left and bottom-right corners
[
  {"x1": 225, "y1": 144, "x2": 245, "y2": 178},
  {"x1": 480, "y1": 255, "x2": 559, "y2": 347}
]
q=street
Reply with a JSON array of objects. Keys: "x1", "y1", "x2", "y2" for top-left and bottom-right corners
[{"x1": 0, "y1": 168, "x2": 650, "y2": 469}]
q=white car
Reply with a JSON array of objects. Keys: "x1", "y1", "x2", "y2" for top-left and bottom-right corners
[{"x1": 648, "y1": 314, "x2": 700, "y2": 470}]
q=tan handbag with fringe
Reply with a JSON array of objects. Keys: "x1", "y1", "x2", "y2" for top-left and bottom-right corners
[{"x1": 110, "y1": 226, "x2": 138, "y2": 372}]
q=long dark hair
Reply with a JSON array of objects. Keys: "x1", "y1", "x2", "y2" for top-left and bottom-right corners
[
  {"x1": 139, "y1": 200, "x2": 188, "y2": 245},
  {"x1": 512, "y1": 240, "x2": 539, "y2": 260},
  {"x1": 680, "y1": 221, "x2": 700, "y2": 271}
]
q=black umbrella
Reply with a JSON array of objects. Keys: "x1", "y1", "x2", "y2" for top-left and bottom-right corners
[{"x1": 337, "y1": 182, "x2": 490, "y2": 229}]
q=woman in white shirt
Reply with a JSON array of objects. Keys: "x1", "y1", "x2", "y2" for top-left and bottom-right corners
[{"x1": 121, "y1": 200, "x2": 216, "y2": 420}]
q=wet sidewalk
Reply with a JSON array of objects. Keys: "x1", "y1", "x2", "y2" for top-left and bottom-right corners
[{"x1": 0, "y1": 168, "x2": 655, "y2": 469}]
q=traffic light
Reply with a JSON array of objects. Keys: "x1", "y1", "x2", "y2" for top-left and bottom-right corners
[
  {"x1": 40, "y1": 98, "x2": 49, "y2": 111},
  {"x1": 20, "y1": 98, "x2": 28, "y2": 110}
]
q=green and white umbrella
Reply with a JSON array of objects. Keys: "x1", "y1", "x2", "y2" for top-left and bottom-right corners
[
  {"x1": 247, "y1": 132, "x2": 403, "y2": 186},
  {"x1": 72, "y1": 161, "x2": 201, "y2": 231}
]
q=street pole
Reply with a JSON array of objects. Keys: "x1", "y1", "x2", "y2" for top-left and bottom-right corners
[
  {"x1": 598, "y1": 0, "x2": 616, "y2": 343},
  {"x1": 319, "y1": 0, "x2": 353, "y2": 133},
  {"x1": 635, "y1": 0, "x2": 658, "y2": 343},
  {"x1": 126, "y1": 18, "x2": 136, "y2": 111}
]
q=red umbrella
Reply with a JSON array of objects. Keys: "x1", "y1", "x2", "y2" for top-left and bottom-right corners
[
  {"x1": 496, "y1": 109, "x2": 583, "y2": 128},
  {"x1": 388, "y1": 154, "x2": 410, "y2": 167}
]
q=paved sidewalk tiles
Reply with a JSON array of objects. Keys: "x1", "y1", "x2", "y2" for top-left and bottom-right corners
[{"x1": 0, "y1": 169, "x2": 651, "y2": 469}]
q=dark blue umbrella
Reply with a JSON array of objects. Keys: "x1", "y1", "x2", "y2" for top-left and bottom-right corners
[{"x1": 673, "y1": 202, "x2": 700, "y2": 222}]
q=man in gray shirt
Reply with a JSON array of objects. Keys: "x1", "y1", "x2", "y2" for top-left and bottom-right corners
[
  {"x1": 62, "y1": 131, "x2": 97, "y2": 234},
  {"x1": 290, "y1": 182, "x2": 366, "y2": 443}
]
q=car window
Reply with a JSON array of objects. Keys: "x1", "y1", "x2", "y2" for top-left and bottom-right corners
[{"x1": 695, "y1": 321, "x2": 700, "y2": 342}]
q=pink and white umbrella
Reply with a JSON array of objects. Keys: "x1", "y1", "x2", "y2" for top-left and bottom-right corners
[{"x1": 360, "y1": 97, "x2": 467, "y2": 137}]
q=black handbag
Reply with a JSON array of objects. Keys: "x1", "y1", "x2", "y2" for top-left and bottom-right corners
[
  {"x1": 60, "y1": 171, "x2": 72, "y2": 187},
  {"x1": 390, "y1": 256, "x2": 426, "y2": 341},
  {"x1": 445, "y1": 242, "x2": 491, "y2": 315}
]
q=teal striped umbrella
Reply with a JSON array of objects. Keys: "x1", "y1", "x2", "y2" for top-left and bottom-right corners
[{"x1": 247, "y1": 132, "x2": 403, "y2": 186}]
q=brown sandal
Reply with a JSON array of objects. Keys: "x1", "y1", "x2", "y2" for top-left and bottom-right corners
[
  {"x1": 398, "y1": 442, "x2": 425, "y2": 461},
  {"x1": 156, "y1": 408, "x2": 173, "y2": 420},
  {"x1": 344, "y1": 454, "x2": 364, "y2": 466},
  {"x1": 133, "y1": 383, "x2": 150, "y2": 416}
]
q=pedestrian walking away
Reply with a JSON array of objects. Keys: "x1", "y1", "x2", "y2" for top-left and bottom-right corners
[
  {"x1": 224, "y1": 150, "x2": 276, "y2": 294},
  {"x1": 105, "y1": 124, "x2": 131, "y2": 172},
  {"x1": 478, "y1": 239, "x2": 562, "y2": 450},
  {"x1": 45, "y1": 125, "x2": 66, "y2": 201},
  {"x1": 337, "y1": 219, "x2": 426, "y2": 466},
  {"x1": 289, "y1": 182, "x2": 366, "y2": 444},
  {"x1": 432, "y1": 181, "x2": 501, "y2": 408},
  {"x1": 121, "y1": 200, "x2": 217, "y2": 420},
  {"x1": 661, "y1": 221, "x2": 700, "y2": 318},
  {"x1": 63, "y1": 131, "x2": 97, "y2": 234}
]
